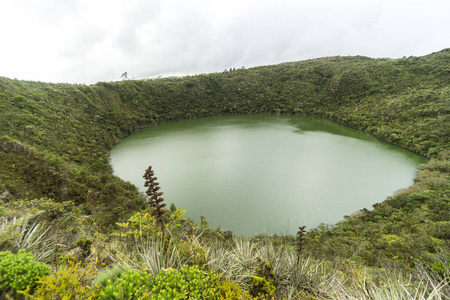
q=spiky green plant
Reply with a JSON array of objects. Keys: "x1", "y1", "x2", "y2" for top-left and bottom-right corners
[
  {"x1": 0, "y1": 217, "x2": 55, "y2": 262},
  {"x1": 94, "y1": 264, "x2": 132, "y2": 288},
  {"x1": 103, "y1": 225, "x2": 450, "y2": 299},
  {"x1": 107, "y1": 234, "x2": 183, "y2": 277}
]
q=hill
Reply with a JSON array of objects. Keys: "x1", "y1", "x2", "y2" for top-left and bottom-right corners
[{"x1": 0, "y1": 49, "x2": 449, "y2": 298}]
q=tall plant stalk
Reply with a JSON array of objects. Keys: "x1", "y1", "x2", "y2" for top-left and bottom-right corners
[
  {"x1": 143, "y1": 166, "x2": 167, "y2": 231},
  {"x1": 296, "y1": 226, "x2": 306, "y2": 264}
]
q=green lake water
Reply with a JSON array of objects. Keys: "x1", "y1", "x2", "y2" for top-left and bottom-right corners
[{"x1": 109, "y1": 115, "x2": 427, "y2": 236}]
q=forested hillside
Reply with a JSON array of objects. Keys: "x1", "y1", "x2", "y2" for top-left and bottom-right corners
[{"x1": 0, "y1": 49, "x2": 449, "y2": 298}]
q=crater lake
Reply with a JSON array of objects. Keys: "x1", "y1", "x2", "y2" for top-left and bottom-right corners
[{"x1": 109, "y1": 115, "x2": 427, "y2": 236}]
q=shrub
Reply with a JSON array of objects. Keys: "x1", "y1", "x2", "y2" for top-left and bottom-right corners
[
  {"x1": 216, "y1": 279, "x2": 254, "y2": 299},
  {"x1": 0, "y1": 250, "x2": 50, "y2": 297},
  {"x1": 12, "y1": 95, "x2": 29, "y2": 109},
  {"x1": 249, "y1": 275, "x2": 276, "y2": 298},
  {"x1": 149, "y1": 265, "x2": 222, "y2": 299},
  {"x1": 150, "y1": 265, "x2": 253, "y2": 299},
  {"x1": 99, "y1": 269, "x2": 152, "y2": 300},
  {"x1": 251, "y1": 258, "x2": 277, "y2": 298},
  {"x1": 19, "y1": 260, "x2": 98, "y2": 300},
  {"x1": 94, "y1": 264, "x2": 132, "y2": 288},
  {"x1": 76, "y1": 238, "x2": 93, "y2": 258},
  {"x1": 100, "y1": 265, "x2": 251, "y2": 299},
  {"x1": 117, "y1": 208, "x2": 187, "y2": 242}
]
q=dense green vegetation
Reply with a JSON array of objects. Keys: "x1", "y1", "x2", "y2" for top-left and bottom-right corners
[
  {"x1": 0, "y1": 49, "x2": 449, "y2": 298},
  {"x1": 0, "y1": 250, "x2": 50, "y2": 298}
]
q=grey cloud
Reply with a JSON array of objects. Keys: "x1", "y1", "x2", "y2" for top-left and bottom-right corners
[
  {"x1": 1, "y1": 0, "x2": 449, "y2": 84},
  {"x1": 113, "y1": 1, "x2": 164, "y2": 56}
]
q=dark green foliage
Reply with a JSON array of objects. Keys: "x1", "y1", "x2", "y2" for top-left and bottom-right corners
[
  {"x1": 0, "y1": 250, "x2": 50, "y2": 297},
  {"x1": 76, "y1": 238, "x2": 93, "y2": 258},
  {"x1": 12, "y1": 95, "x2": 29, "y2": 109},
  {"x1": 0, "y1": 49, "x2": 449, "y2": 272},
  {"x1": 432, "y1": 259, "x2": 450, "y2": 280}
]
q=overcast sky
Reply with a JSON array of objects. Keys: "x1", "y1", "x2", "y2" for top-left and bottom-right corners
[{"x1": 0, "y1": 0, "x2": 448, "y2": 84}]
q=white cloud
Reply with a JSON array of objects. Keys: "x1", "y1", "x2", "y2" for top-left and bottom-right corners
[{"x1": 0, "y1": 0, "x2": 448, "y2": 84}]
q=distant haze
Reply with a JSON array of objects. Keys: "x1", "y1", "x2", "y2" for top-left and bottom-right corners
[{"x1": 0, "y1": 0, "x2": 448, "y2": 84}]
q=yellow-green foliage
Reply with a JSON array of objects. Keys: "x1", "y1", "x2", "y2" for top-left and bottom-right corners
[
  {"x1": 99, "y1": 265, "x2": 253, "y2": 299},
  {"x1": 117, "y1": 209, "x2": 187, "y2": 241},
  {"x1": 152, "y1": 265, "x2": 221, "y2": 299},
  {"x1": 249, "y1": 276, "x2": 276, "y2": 298},
  {"x1": 116, "y1": 212, "x2": 159, "y2": 241},
  {"x1": 0, "y1": 250, "x2": 50, "y2": 297},
  {"x1": 432, "y1": 259, "x2": 450, "y2": 280},
  {"x1": 218, "y1": 280, "x2": 254, "y2": 299},
  {"x1": 99, "y1": 269, "x2": 152, "y2": 300},
  {"x1": 178, "y1": 240, "x2": 208, "y2": 270},
  {"x1": 249, "y1": 259, "x2": 277, "y2": 298},
  {"x1": 19, "y1": 260, "x2": 99, "y2": 300}
]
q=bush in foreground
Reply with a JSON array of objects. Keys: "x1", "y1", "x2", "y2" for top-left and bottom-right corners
[
  {"x1": 99, "y1": 265, "x2": 252, "y2": 299},
  {"x1": 0, "y1": 250, "x2": 50, "y2": 298}
]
